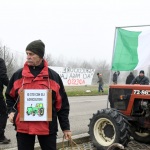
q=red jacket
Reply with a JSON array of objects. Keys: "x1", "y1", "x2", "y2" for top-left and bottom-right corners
[{"x1": 6, "y1": 60, "x2": 70, "y2": 135}]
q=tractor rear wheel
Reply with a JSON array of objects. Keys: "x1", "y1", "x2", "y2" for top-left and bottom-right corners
[
  {"x1": 39, "y1": 108, "x2": 44, "y2": 116},
  {"x1": 88, "y1": 109, "x2": 130, "y2": 150}
]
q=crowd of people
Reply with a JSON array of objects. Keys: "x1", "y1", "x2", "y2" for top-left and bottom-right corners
[
  {"x1": 112, "y1": 70, "x2": 150, "y2": 85},
  {"x1": 96, "y1": 70, "x2": 150, "y2": 93}
]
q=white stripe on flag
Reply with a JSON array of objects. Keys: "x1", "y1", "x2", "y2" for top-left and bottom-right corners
[{"x1": 135, "y1": 30, "x2": 150, "y2": 70}]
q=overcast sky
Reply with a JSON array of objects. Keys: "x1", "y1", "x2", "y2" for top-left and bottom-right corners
[{"x1": 0, "y1": 0, "x2": 150, "y2": 64}]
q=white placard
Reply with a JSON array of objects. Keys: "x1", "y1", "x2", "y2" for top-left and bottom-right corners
[{"x1": 24, "y1": 89, "x2": 48, "y2": 121}]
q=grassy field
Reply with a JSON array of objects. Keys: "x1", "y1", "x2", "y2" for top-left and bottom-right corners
[
  {"x1": 3, "y1": 85, "x2": 108, "y2": 97},
  {"x1": 65, "y1": 85, "x2": 108, "y2": 96}
]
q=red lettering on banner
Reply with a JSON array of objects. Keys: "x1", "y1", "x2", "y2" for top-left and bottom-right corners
[{"x1": 67, "y1": 79, "x2": 85, "y2": 85}]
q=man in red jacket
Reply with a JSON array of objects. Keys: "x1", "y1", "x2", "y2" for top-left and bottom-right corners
[{"x1": 6, "y1": 40, "x2": 71, "y2": 150}]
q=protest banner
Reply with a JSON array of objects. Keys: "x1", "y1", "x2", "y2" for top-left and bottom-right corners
[{"x1": 49, "y1": 66, "x2": 95, "y2": 86}]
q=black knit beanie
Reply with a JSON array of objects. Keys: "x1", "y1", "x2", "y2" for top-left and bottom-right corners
[
  {"x1": 26, "y1": 40, "x2": 45, "y2": 58},
  {"x1": 140, "y1": 70, "x2": 144, "y2": 74}
]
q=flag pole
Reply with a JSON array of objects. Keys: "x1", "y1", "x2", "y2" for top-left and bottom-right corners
[
  {"x1": 116, "y1": 24, "x2": 150, "y2": 29},
  {"x1": 107, "y1": 27, "x2": 118, "y2": 108}
]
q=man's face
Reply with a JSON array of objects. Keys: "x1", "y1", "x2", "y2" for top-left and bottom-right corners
[
  {"x1": 139, "y1": 73, "x2": 144, "y2": 77},
  {"x1": 26, "y1": 50, "x2": 42, "y2": 66}
]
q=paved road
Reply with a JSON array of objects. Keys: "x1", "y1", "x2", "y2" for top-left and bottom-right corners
[{"x1": 1, "y1": 95, "x2": 108, "y2": 149}]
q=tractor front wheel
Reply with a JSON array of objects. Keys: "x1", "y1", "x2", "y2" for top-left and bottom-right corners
[
  {"x1": 88, "y1": 109, "x2": 130, "y2": 150},
  {"x1": 26, "y1": 111, "x2": 30, "y2": 115}
]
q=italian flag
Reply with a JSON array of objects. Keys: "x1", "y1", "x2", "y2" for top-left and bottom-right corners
[{"x1": 111, "y1": 28, "x2": 150, "y2": 71}]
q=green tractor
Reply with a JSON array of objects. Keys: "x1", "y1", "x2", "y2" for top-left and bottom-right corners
[{"x1": 26, "y1": 103, "x2": 44, "y2": 116}]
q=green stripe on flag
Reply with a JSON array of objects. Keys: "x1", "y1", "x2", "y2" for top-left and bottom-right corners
[{"x1": 111, "y1": 28, "x2": 141, "y2": 71}]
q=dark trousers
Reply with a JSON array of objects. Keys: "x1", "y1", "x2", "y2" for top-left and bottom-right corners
[
  {"x1": 98, "y1": 84, "x2": 103, "y2": 92},
  {"x1": 16, "y1": 132, "x2": 57, "y2": 150},
  {"x1": 0, "y1": 99, "x2": 7, "y2": 139}
]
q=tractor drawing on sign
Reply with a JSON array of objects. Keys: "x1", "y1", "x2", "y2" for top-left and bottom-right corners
[
  {"x1": 26, "y1": 103, "x2": 44, "y2": 117},
  {"x1": 88, "y1": 84, "x2": 150, "y2": 150}
]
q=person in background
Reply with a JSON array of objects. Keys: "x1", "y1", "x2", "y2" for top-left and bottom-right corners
[
  {"x1": 126, "y1": 72, "x2": 135, "y2": 84},
  {"x1": 113, "y1": 71, "x2": 120, "y2": 84},
  {"x1": 6, "y1": 40, "x2": 71, "y2": 150},
  {"x1": 0, "y1": 58, "x2": 10, "y2": 144},
  {"x1": 97, "y1": 73, "x2": 104, "y2": 93},
  {"x1": 131, "y1": 70, "x2": 149, "y2": 85}
]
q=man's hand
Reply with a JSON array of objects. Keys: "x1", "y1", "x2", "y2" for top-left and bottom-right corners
[
  {"x1": 8, "y1": 112, "x2": 15, "y2": 123},
  {"x1": 63, "y1": 130, "x2": 72, "y2": 140}
]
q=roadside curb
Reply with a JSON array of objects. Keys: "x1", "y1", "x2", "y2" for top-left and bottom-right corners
[
  {"x1": 57, "y1": 133, "x2": 90, "y2": 149},
  {"x1": 35, "y1": 133, "x2": 90, "y2": 150},
  {"x1": 4, "y1": 133, "x2": 90, "y2": 150}
]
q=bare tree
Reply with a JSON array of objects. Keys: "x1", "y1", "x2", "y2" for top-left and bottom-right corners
[
  {"x1": 66, "y1": 60, "x2": 80, "y2": 68},
  {"x1": 0, "y1": 46, "x2": 4, "y2": 58},
  {"x1": 0, "y1": 45, "x2": 17, "y2": 78},
  {"x1": 45, "y1": 53, "x2": 56, "y2": 66},
  {"x1": 79, "y1": 60, "x2": 93, "y2": 69},
  {"x1": 55, "y1": 55, "x2": 66, "y2": 67}
]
